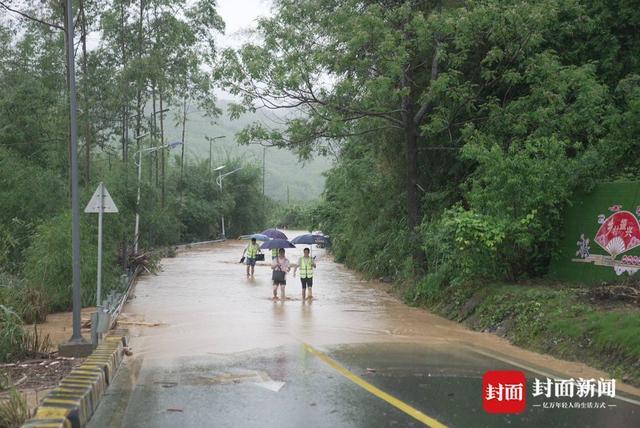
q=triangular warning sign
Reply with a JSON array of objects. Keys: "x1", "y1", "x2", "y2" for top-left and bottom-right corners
[{"x1": 84, "y1": 182, "x2": 118, "y2": 213}]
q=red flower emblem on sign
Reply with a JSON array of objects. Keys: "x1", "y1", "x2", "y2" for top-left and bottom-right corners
[{"x1": 594, "y1": 211, "x2": 640, "y2": 257}]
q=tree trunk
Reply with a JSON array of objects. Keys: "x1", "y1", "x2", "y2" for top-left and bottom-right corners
[
  {"x1": 401, "y1": 67, "x2": 424, "y2": 269},
  {"x1": 405, "y1": 122, "x2": 419, "y2": 232},
  {"x1": 152, "y1": 83, "x2": 158, "y2": 184},
  {"x1": 180, "y1": 97, "x2": 187, "y2": 196},
  {"x1": 135, "y1": 0, "x2": 145, "y2": 153},
  {"x1": 122, "y1": 106, "x2": 128, "y2": 163},
  {"x1": 120, "y1": 0, "x2": 128, "y2": 163},
  {"x1": 159, "y1": 89, "x2": 165, "y2": 207}
]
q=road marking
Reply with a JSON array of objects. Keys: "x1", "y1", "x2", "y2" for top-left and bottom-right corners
[
  {"x1": 303, "y1": 343, "x2": 448, "y2": 428},
  {"x1": 469, "y1": 347, "x2": 640, "y2": 407}
]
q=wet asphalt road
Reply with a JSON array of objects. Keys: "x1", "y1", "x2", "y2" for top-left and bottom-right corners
[{"x1": 89, "y1": 234, "x2": 640, "y2": 427}]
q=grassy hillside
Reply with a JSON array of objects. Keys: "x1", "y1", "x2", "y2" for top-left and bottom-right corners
[{"x1": 163, "y1": 101, "x2": 332, "y2": 202}]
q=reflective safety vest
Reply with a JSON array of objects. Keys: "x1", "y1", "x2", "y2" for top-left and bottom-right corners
[
  {"x1": 247, "y1": 243, "x2": 259, "y2": 258},
  {"x1": 271, "y1": 249, "x2": 278, "y2": 258},
  {"x1": 298, "y1": 256, "x2": 314, "y2": 278}
]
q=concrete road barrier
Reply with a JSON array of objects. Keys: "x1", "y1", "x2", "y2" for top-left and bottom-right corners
[{"x1": 21, "y1": 331, "x2": 129, "y2": 428}]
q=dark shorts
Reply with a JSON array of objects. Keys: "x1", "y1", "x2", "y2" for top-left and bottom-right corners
[
  {"x1": 245, "y1": 257, "x2": 256, "y2": 266},
  {"x1": 274, "y1": 279, "x2": 286, "y2": 285},
  {"x1": 301, "y1": 277, "x2": 313, "y2": 289}
]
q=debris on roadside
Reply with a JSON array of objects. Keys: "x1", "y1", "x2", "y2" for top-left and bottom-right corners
[{"x1": 0, "y1": 356, "x2": 83, "y2": 393}]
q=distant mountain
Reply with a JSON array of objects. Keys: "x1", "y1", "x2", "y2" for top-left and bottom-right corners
[{"x1": 162, "y1": 100, "x2": 332, "y2": 202}]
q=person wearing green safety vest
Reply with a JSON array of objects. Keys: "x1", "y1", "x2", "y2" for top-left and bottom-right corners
[
  {"x1": 271, "y1": 248, "x2": 278, "y2": 261},
  {"x1": 242, "y1": 237, "x2": 261, "y2": 277},
  {"x1": 293, "y1": 247, "x2": 316, "y2": 301}
]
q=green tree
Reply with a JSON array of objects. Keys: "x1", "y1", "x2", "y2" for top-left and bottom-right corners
[{"x1": 219, "y1": 0, "x2": 450, "y2": 260}]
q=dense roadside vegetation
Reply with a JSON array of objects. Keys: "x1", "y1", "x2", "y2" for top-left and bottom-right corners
[
  {"x1": 267, "y1": 202, "x2": 321, "y2": 230},
  {"x1": 0, "y1": 0, "x2": 266, "y2": 366},
  {"x1": 221, "y1": 0, "x2": 640, "y2": 384}
]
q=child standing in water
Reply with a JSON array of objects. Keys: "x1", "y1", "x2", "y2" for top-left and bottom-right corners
[{"x1": 271, "y1": 248, "x2": 290, "y2": 300}]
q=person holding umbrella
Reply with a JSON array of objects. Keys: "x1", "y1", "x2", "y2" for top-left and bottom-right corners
[
  {"x1": 242, "y1": 237, "x2": 261, "y2": 277},
  {"x1": 293, "y1": 248, "x2": 316, "y2": 301},
  {"x1": 261, "y1": 239, "x2": 295, "y2": 299},
  {"x1": 272, "y1": 248, "x2": 290, "y2": 300}
]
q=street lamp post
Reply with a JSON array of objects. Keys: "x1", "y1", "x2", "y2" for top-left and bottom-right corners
[
  {"x1": 62, "y1": 0, "x2": 87, "y2": 353},
  {"x1": 215, "y1": 165, "x2": 243, "y2": 239},
  {"x1": 133, "y1": 141, "x2": 183, "y2": 254},
  {"x1": 135, "y1": 132, "x2": 149, "y2": 148},
  {"x1": 206, "y1": 135, "x2": 226, "y2": 174}
]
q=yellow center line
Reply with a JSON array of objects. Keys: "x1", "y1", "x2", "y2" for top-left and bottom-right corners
[{"x1": 303, "y1": 343, "x2": 448, "y2": 428}]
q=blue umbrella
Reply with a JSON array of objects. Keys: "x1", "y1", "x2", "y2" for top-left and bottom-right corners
[
  {"x1": 260, "y1": 239, "x2": 295, "y2": 249},
  {"x1": 261, "y1": 228, "x2": 288, "y2": 240},
  {"x1": 291, "y1": 234, "x2": 327, "y2": 245},
  {"x1": 239, "y1": 233, "x2": 271, "y2": 241}
]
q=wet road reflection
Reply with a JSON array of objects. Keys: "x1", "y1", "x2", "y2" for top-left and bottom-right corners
[{"x1": 89, "y1": 232, "x2": 640, "y2": 427}]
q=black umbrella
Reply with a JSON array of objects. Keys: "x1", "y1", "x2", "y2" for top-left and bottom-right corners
[
  {"x1": 260, "y1": 239, "x2": 295, "y2": 249},
  {"x1": 261, "y1": 228, "x2": 288, "y2": 240},
  {"x1": 291, "y1": 234, "x2": 327, "y2": 245}
]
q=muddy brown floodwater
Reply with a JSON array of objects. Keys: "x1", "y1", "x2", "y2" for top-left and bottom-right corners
[
  {"x1": 121, "y1": 233, "x2": 640, "y2": 398},
  {"x1": 85, "y1": 231, "x2": 640, "y2": 427}
]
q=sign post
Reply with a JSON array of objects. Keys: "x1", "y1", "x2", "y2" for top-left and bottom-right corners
[{"x1": 85, "y1": 182, "x2": 118, "y2": 308}]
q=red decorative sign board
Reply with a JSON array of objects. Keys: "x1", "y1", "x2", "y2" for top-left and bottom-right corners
[{"x1": 594, "y1": 211, "x2": 640, "y2": 257}]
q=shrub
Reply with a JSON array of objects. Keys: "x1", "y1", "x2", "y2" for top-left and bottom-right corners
[
  {"x1": 460, "y1": 135, "x2": 599, "y2": 279},
  {"x1": 414, "y1": 206, "x2": 506, "y2": 301},
  {"x1": 0, "y1": 387, "x2": 30, "y2": 428},
  {"x1": 23, "y1": 212, "x2": 121, "y2": 312},
  {"x1": 0, "y1": 148, "x2": 65, "y2": 274},
  {"x1": 0, "y1": 273, "x2": 48, "y2": 324},
  {"x1": 0, "y1": 305, "x2": 24, "y2": 363}
]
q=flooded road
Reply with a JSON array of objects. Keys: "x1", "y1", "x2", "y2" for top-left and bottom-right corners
[{"x1": 90, "y1": 233, "x2": 640, "y2": 427}]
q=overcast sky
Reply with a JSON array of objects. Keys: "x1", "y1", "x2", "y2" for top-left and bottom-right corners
[
  {"x1": 0, "y1": 0, "x2": 273, "y2": 99},
  {"x1": 216, "y1": 0, "x2": 272, "y2": 48},
  {"x1": 1, "y1": 0, "x2": 272, "y2": 48},
  {"x1": 212, "y1": 0, "x2": 272, "y2": 99}
]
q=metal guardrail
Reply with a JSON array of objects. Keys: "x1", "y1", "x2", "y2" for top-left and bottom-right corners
[
  {"x1": 108, "y1": 265, "x2": 142, "y2": 330},
  {"x1": 173, "y1": 238, "x2": 226, "y2": 251}
]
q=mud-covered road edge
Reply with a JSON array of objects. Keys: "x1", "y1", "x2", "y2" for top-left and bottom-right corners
[{"x1": 398, "y1": 281, "x2": 640, "y2": 388}]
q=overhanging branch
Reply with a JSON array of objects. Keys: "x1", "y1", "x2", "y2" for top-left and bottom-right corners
[{"x1": 0, "y1": 1, "x2": 64, "y2": 31}]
